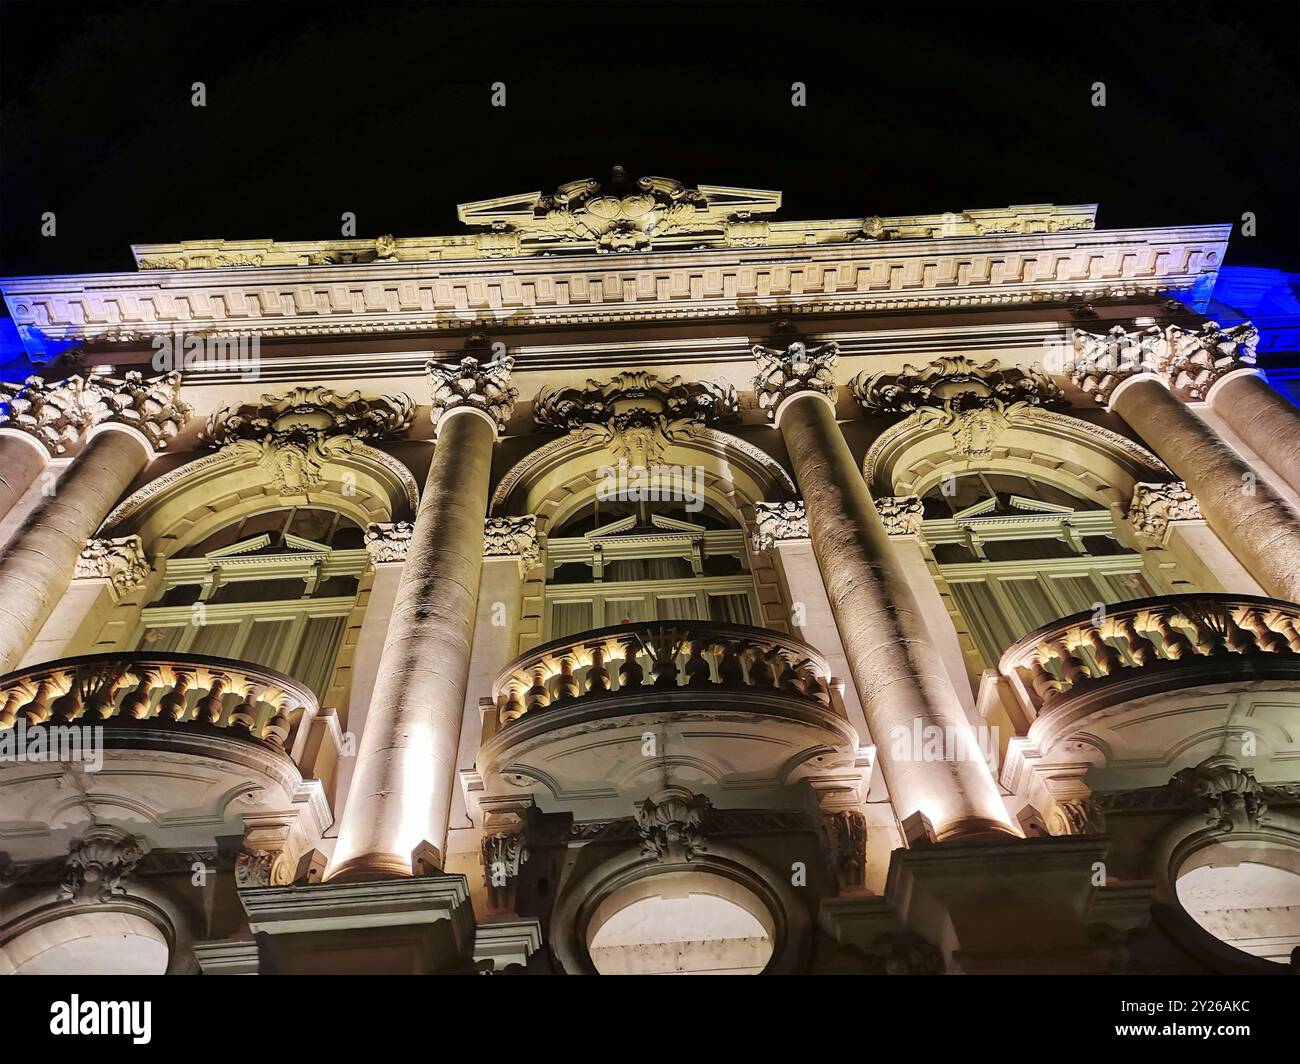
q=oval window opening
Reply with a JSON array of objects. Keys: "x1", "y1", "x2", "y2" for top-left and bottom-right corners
[
  {"x1": 4, "y1": 911, "x2": 168, "y2": 975},
  {"x1": 1175, "y1": 842, "x2": 1300, "y2": 964},
  {"x1": 587, "y1": 870, "x2": 774, "y2": 975}
]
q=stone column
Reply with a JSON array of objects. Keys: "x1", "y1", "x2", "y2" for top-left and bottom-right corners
[
  {"x1": 328, "y1": 350, "x2": 516, "y2": 882},
  {"x1": 0, "y1": 374, "x2": 95, "y2": 521},
  {"x1": 1109, "y1": 375, "x2": 1300, "y2": 602},
  {"x1": 754, "y1": 340, "x2": 1017, "y2": 843},
  {"x1": 1208, "y1": 370, "x2": 1300, "y2": 498},
  {"x1": 0, "y1": 372, "x2": 188, "y2": 674}
]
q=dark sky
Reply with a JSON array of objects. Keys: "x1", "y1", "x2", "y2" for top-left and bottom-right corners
[{"x1": 1, "y1": 0, "x2": 1298, "y2": 278}]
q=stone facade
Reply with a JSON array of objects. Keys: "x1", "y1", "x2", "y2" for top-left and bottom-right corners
[{"x1": 0, "y1": 175, "x2": 1297, "y2": 977}]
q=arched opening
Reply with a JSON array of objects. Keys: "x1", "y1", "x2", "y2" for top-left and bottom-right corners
[
  {"x1": 585, "y1": 870, "x2": 775, "y2": 975},
  {"x1": 2, "y1": 911, "x2": 169, "y2": 975},
  {"x1": 918, "y1": 472, "x2": 1159, "y2": 667},
  {"x1": 132, "y1": 505, "x2": 364, "y2": 697},
  {"x1": 1175, "y1": 840, "x2": 1300, "y2": 964}
]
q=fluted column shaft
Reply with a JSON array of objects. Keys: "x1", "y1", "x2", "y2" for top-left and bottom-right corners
[
  {"x1": 0, "y1": 432, "x2": 50, "y2": 522},
  {"x1": 328, "y1": 408, "x2": 496, "y2": 881},
  {"x1": 1208, "y1": 370, "x2": 1300, "y2": 499},
  {"x1": 1111, "y1": 376, "x2": 1300, "y2": 601},
  {"x1": 777, "y1": 393, "x2": 1018, "y2": 842},
  {"x1": 0, "y1": 427, "x2": 151, "y2": 673}
]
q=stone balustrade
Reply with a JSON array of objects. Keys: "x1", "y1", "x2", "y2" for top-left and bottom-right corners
[
  {"x1": 0, "y1": 652, "x2": 317, "y2": 748},
  {"x1": 999, "y1": 595, "x2": 1300, "y2": 716},
  {"x1": 491, "y1": 621, "x2": 834, "y2": 729}
]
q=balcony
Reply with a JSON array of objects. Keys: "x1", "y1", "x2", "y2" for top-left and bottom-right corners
[
  {"x1": 991, "y1": 595, "x2": 1300, "y2": 810},
  {"x1": 0, "y1": 652, "x2": 337, "y2": 865},
  {"x1": 475, "y1": 621, "x2": 862, "y2": 809}
]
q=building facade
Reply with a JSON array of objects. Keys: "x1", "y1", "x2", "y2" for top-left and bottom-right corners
[{"x1": 0, "y1": 175, "x2": 1298, "y2": 975}]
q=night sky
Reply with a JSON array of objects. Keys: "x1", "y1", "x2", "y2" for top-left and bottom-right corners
[{"x1": 1, "y1": 1, "x2": 1297, "y2": 279}]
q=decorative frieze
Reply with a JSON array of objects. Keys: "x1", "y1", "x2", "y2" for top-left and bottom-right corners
[
  {"x1": 875, "y1": 495, "x2": 925, "y2": 536},
  {"x1": 75, "y1": 535, "x2": 149, "y2": 593},
  {"x1": 752, "y1": 338, "x2": 840, "y2": 420},
  {"x1": 60, "y1": 827, "x2": 147, "y2": 904},
  {"x1": 86, "y1": 370, "x2": 191, "y2": 450},
  {"x1": 483, "y1": 515, "x2": 540, "y2": 576},
  {"x1": 821, "y1": 809, "x2": 868, "y2": 891},
  {"x1": 204, "y1": 386, "x2": 414, "y2": 492},
  {"x1": 636, "y1": 790, "x2": 712, "y2": 863},
  {"x1": 0, "y1": 374, "x2": 94, "y2": 454},
  {"x1": 535, "y1": 370, "x2": 738, "y2": 466},
  {"x1": 852, "y1": 356, "x2": 1063, "y2": 459},
  {"x1": 1127, "y1": 481, "x2": 1202, "y2": 541},
  {"x1": 365, "y1": 521, "x2": 414, "y2": 563},
  {"x1": 751, "y1": 500, "x2": 808, "y2": 551},
  {"x1": 427, "y1": 343, "x2": 517, "y2": 433}
]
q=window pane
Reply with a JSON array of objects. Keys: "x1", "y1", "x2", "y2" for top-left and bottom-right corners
[
  {"x1": 188, "y1": 621, "x2": 243, "y2": 659},
  {"x1": 139, "y1": 626, "x2": 187, "y2": 653},
  {"x1": 707, "y1": 594, "x2": 752, "y2": 626},
  {"x1": 949, "y1": 581, "x2": 1019, "y2": 667},
  {"x1": 288, "y1": 615, "x2": 347, "y2": 698},
  {"x1": 245, "y1": 619, "x2": 297, "y2": 674},
  {"x1": 655, "y1": 596, "x2": 698, "y2": 621},
  {"x1": 604, "y1": 599, "x2": 648, "y2": 626},
  {"x1": 551, "y1": 600, "x2": 594, "y2": 639}
]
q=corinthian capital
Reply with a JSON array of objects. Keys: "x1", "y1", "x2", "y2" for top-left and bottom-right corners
[
  {"x1": 1069, "y1": 325, "x2": 1167, "y2": 404},
  {"x1": 0, "y1": 374, "x2": 95, "y2": 455},
  {"x1": 86, "y1": 370, "x2": 191, "y2": 450},
  {"x1": 752, "y1": 338, "x2": 840, "y2": 420},
  {"x1": 1164, "y1": 321, "x2": 1258, "y2": 400},
  {"x1": 483, "y1": 515, "x2": 540, "y2": 576},
  {"x1": 427, "y1": 339, "x2": 517, "y2": 433},
  {"x1": 1127, "y1": 481, "x2": 1202, "y2": 541},
  {"x1": 75, "y1": 535, "x2": 150, "y2": 593}
]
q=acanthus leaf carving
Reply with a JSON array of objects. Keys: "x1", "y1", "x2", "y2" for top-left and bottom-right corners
[
  {"x1": 875, "y1": 495, "x2": 924, "y2": 536},
  {"x1": 1128, "y1": 481, "x2": 1202, "y2": 541},
  {"x1": 427, "y1": 341, "x2": 517, "y2": 433},
  {"x1": 752, "y1": 338, "x2": 840, "y2": 420},
  {"x1": 0, "y1": 374, "x2": 95, "y2": 455},
  {"x1": 60, "y1": 827, "x2": 148, "y2": 904},
  {"x1": 751, "y1": 500, "x2": 808, "y2": 551},
  {"x1": 636, "y1": 789, "x2": 712, "y2": 863},
  {"x1": 365, "y1": 520, "x2": 414, "y2": 563},
  {"x1": 86, "y1": 370, "x2": 191, "y2": 450},
  {"x1": 483, "y1": 515, "x2": 540, "y2": 577},
  {"x1": 1164, "y1": 321, "x2": 1258, "y2": 400},
  {"x1": 75, "y1": 535, "x2": 149, "y2": 593}
]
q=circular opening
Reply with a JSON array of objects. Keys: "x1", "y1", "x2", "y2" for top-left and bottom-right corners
[
  {"x1": 3, "y1": 911, "x2": 169, "y2": 975},
  {"x1": 1175, "y1": 841, "x2": 1300, "y2": 964},
  {"x1": 586, "y1": 870, "x2": 775, "y2": 975}
]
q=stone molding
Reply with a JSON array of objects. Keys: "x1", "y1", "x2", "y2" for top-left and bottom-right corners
[
  {"x1": 0, "y1": 374, "x2": 95, "y2": 455},
  {"x1": 636, "y1": 790, "x2": 712, "y2": 863},
  {"x1": 875, "y1": 495, "x2": 925, "y2": 536},
  {"x1": 204, "y1": 386, "x2": 414, "y2": 492},
  {"x1": 74, "y1": 535, "x2": 149, "y2": 593},
  {"x1": 60, "y1": 827, "x2": 148, "y2": 904},
  {"x1": 852, "y1": 355, "x2": 1063, "y2": 460}
]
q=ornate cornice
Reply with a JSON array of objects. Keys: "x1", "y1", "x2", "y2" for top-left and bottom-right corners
[
  {"x1": 876, "y1": 496, "x2": 925, "y2": 536},
  {"x1": 535, "y1": 370, "x2": 738, "y2": 466},
  {"x1": 752, "y1": 338, "x2": 840, "y2": 420},
  {"x1": 4, "y1": 222, "x2": 1227, "y2": 346},
  {"x1": 365, "y1": 520, "x2": 414, "y2": 563},
  {"x1": 427, "y1": 342, "x2": 517, "y2": 433},
  {"x1": 483, "y1": 515, "x2": 540, "y2": 576},
  {"x1": 1127, "y1": 481, "x2": 1202, "y2": 541},
  {"x1": 86, "y1": 370, "x2": 191, "y2": 450},
  {"x1": 0, "y1": 374, "x2": 94, "y2": 455},
  {"x1": 752, "y1": 500, "x2": 808, "y2": 551},
  {"x1": 75, "y1": 535, "x2": 149, "y2": 592},
  {"x1": 203, "y1": 386, "x2": 414, "y2": 492},
  {"x1": 852, "y1": 356, "x2": 1063, "y2": 459},
  {"x1": 1071, "y1": 321, "x2": 1257, "y2": 403}
]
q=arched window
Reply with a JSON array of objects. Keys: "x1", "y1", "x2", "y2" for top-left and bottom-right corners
[
  {"x1": 131, "y1": 507, "x2": 365, "y2": 697},
  {"x1": 543, "y1": 499, "x2": 757, "y2": 639},
  {"x1": 921, "y1": 473, "x2": 1157, "y2": 667}
]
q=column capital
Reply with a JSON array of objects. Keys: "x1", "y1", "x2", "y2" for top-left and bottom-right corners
[
  {"x1": 1165, "y1": 321, "x2": 1258, "y2": 401},
  {"x1": 751, "y1": 499, "x2": 808, "y2": 551},
  {"x1": 1127, "y1": 481, "x2": 1202, "y2": 542},
  {"x1": 0, "y1": 373, "x2": 96, "y2": 455},
  {"x1": 365, "y1": 520, "x2": 414, "y2": 564},
  {"x1": 86, "y1": 370, "x2": 191, "y2": 452},
  {"x1": 752, "y1": 337, "x2": 840, "y2": 421},
  {"x1": 74, "y1": 535, "x2": 150, "y2": 595},
  {"x1": 427, "y1": 340, "x2": 517, "y2": 435},
  {"x1": 483, "y1": 515, "x2": 540, "y2": 576}
]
